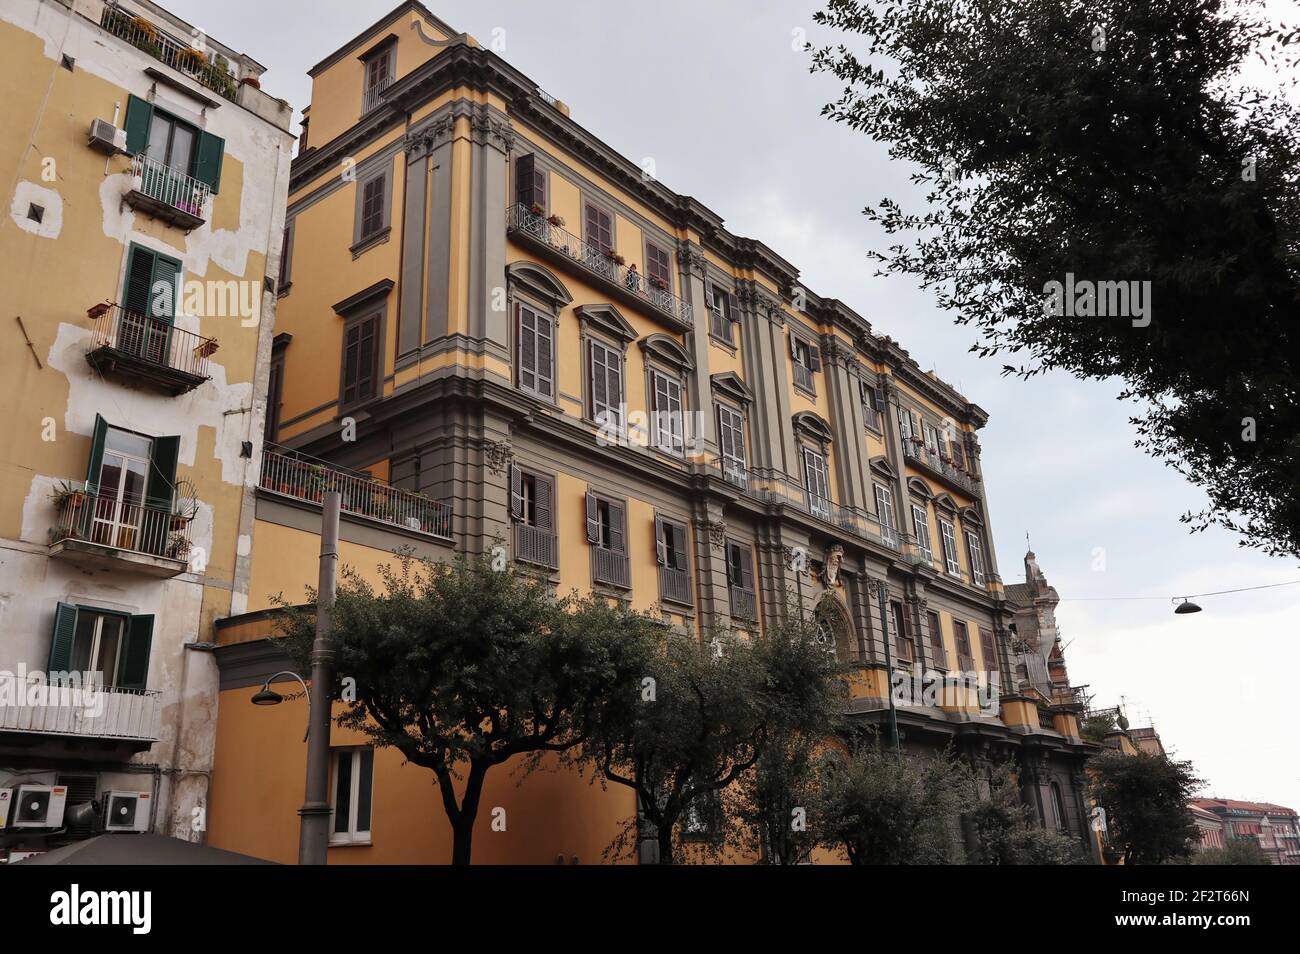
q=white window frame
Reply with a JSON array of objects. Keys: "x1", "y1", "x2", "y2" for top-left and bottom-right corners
[
  {"x1": 803, "y1": 446, "x2": 831, "y2": 519},
  {"x1": 966, "y1": 530, "x2": 986, "y2": 586},
  {"x1": 329, "y1": 747, "x2": 374, "y2": 846},
  {"x1": 589, "y1": 338, "x2": 624, "y2": 434},
  {"x1": 716, "y1": 402, "x2": 747, "y2": 487},
  {"x1": 911, "y1": 504, "x2": 932, "y2": 563},
  {"x1": 874, "y1": 483, "x2": 898, "y2": 548},
  {"x1": 939, "y1": 518, "x2": 961, "y2": 576},
  {"x1": 651, "y1": 369, "x2": 684, "y2": 456}
]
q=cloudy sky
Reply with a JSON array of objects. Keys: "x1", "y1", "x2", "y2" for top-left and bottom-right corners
[{"x1": 174, "y1": 0, "x2": 1300, "y2": 810}]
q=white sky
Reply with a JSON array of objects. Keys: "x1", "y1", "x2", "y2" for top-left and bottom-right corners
[{"x1": 169, "y1": 0, "x2": 1300, "y2": 811}]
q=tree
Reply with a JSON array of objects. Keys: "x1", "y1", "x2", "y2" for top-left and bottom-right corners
[
  {"x1": 576, "y1": 610, "x2": 843, "y2": 865},
  {"x1": 812, "y1": 0, "x2": 1300, "y2": 556},
  {"x1": 1090, "y1": 750, "x2": 1202, "y2": 864},
  {"x1": 1080, "y1": 711, "x2": 1118, "y2": 744},
  {"x1": 276, "y1": 553, "x2": 658, "y2": 864},
  {"x1": 1188, "y1": 839, "x2": 1271, "y2": 865},
  {"x1": 813, "y1": 737, "x2": 971, "y2": 864},
  {"x1": 965, "y1": 763, "x2": 1086, "y2": 864}
]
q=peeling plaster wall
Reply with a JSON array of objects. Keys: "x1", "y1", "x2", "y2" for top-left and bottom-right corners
[{"x1": 0, "y1": 0, "x2": 291, "y2": 842}]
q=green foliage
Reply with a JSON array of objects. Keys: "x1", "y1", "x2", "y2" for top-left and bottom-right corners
[
  {"x1": 812, "y1": 738, "x2": 971, "y2": 864},
  {"x1": 1187, "y1": 839, "x2": 1272, "y2": 865},
  {"x1": 1081, "y1": 711, "x2": 1118, "y2": 743},
  {"x1": 274, "y1": 551, "x2": 659, "y2": 864},
  {"x1": 812, "y1": 0, "x2": 1300, "y2": 557},
  {"x1": 1090, "y1": 750, "x2": 1203, "y2": 864},
  {"x1": 965, "y1": 765, "x2": 1087, "y2": 864},
  {"x1": 576, "y1": 605, "x2": 844, "y2": 864}
]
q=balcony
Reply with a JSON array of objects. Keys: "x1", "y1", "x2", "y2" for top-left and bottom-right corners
[
  {"x1": 708, "y1": 458, "x2": 899, "y2": 552},
  {"x1": 362, "y1": 75, "x2": 394, "y2": 114},
  {"x1": 48, "y1": 486, "x2": 192, "y2": 578},
  {"x1": 592, "y1": 546, "x2": 630, "y2": 589},
  {"x1": 506, "y1": 204, "x2": 693, "y2": 327},
  {"x1": 85, "y1": 303, "x2": 217, "y2": 394},
  {"x1": 793, "y1": 362, "x2": 815, "y2": 393},
  {"x1": 101, "y1": 2, "x2": 238, "y2": 102},
  {"x1": 514, "y1": 522, "x2": 556, "y2": 569},
  {"x1": 901, "y1": 436, "x2": 981, "y2": 497},
  {"x1": 260, "y1": 445, "x2": 453, "y2": 541},
  {"x1": 659, "y1": 565, "x2": 692, "y2": 607},
  {"x1": 0, "y1": 677, "x2": 162, "y2": 749},
  {"x1": 124, "y1": 154, "x2": 211, "y2": 230},
  {"x1": 729, "y1": 585, "x2": 758, "y2": 622}
]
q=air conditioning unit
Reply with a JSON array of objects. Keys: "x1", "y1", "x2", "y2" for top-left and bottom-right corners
[
  {"x1": 0, "y1": 785, "x2": 67, "y2": 830},
  {"x1": 102, "y1": 790, "x2": 150, "y2": 833},
  {"x1": 88, "y1": 118, "x2": 127, "y2": 155}
]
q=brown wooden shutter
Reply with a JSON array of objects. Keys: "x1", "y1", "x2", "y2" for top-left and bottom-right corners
[
  {"x1": 585, "y1": 491, "x2": 599, "y2": 543},
  {"x1": 726, "y1": 292, "x2": 739, "y2": 320},
  {"x1": 608, "y1": 501, "x2": 626, "y2": 554},
  {"x1": 980, "y1": 627, "x2": 998, "y2": 672},
  {"x1": 672, "y1": 523, "x2": 688, "y2": 571},
  {"x1": 927, "y1": 610, "x2": 945, "y2": 664},
  {"x1": 509, "y1": 465, "x2": 523, "y2": 520},
  {"x1": 738, "y1": 544, "x2": 754, "y2": 590},
  {"x1": 535, "y1": 312, "x2": 553, "y2": 397},
  {"x1": 518, "y1": 305, "x2": 537, "y2": 391},
  {"x1": 516, "y1": 154, "x2": 545, "y2": 210},
  {"x1": 534, "y1": 474, "x2": 553, "y2": 532}
]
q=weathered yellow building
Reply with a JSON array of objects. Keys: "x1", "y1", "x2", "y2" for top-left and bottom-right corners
[
  {"x1": 0, "y1": 0, "x2": 291, "y2": 858},
  {"x1": 204, "y1": 1, "x2": 1095, "y2": 863}
]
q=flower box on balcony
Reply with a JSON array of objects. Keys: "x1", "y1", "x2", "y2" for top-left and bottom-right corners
[
  {"x1": 87, "y1": 302, "x2": 112, "y2": 321},
  {"x1": 547, "y1": 214, "x2": 565, "y2": 227},
  {"x1": 240, "y1": 75, "x2": 261, "y2": 90},
  {"x1": 603, "y1": 249, "x2": 625, "y2": 266},
  {"x1": 649, "y1": 276, "x2": 668, "y2": 290}
]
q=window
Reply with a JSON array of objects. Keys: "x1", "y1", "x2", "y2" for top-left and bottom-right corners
[
  {"x1": 1051, "y1": 782, "x2": 1068, "y2": 833},
  {"x1": 966, "y1": 531, "x2": 986, "y2": 586},
  {"x1": 589, "y1": 339, "x2": 624, "y2": 432},
  {"x1": 265, "y1": 350, "x2": 284, "y2": 442},
  {"x1": 923, "y1": 422, "x2": 941, "y2": 457},
  {"x1": 650, "y1": 370, "x2": 684, "y2": 456},
  {"x1": 803, "y1": 447, "x2": 831, "y2": 519},
  {"x1": 123, "y1": 95, "x2": 224, "y2": 193},
  {"x1": 586, "y1": 492, "x2": 629, "y2": 588},
  {"x1": 646, "y1": 243, "x2": 672, "y2": 291},
  {"x1": 48, "y1": 603, "x2": 153, "y2": 690},
  {"x1": 330, "y1": 747, "x2": 374, "y2": 845},
  {"x1": 979, "y1": 627, "x2": 999, "y2": 675},
  {"x1": 874, "y1": 483, "x2": 898, "y2": 548},
  {"x1": 82, "y1": 416, "x2": 179, "y2": 556},
  {"x1": 120, "y1": 243, "x2": 182, "y2": 366},
  {"x1": 516, "y1": 304, "x2": 554, "y2": 398},
  {"x1": 789, "y1": 332, "x2": 820, "y2": 393},
  {"x1": 360, "y1": 174, "x2": 386, "y2": 240},
  {"x1": 515, "y1": 154, "x2": 546, "y2": 211},
  {"x1": 510, "y1": 466, "x2": 555, "y2": 568},
  {"x1": 861, "y1": 380, "x2": 884, "y2": 431},
  {"x1": 707, "y1": 285, "x2": 736, "y2": 343},
  {"x1": 341, "y1": 314, "x2": 380, "y2": 407},
  {"x1": 953, "y1": 620, "x2": 973, "y2": 668},
  {"x1": 889, "y1": 600, "x2": 913, "y2": 663},
  {"x1": 362, "y1": 46, "x2": 393, "y2": 112},
  {"x1": 948, "y1": 433, "x2": 967, "y2": 470},
  {"x1": 726, "y1": 540, "x2": 757, "y2": 621},
  {"x1": 655, "y1": 516, "x2": 692, "y2": 606},
  {"x1": 277, "y1": 223, "x2": 293, "y2": 293},
  {"x1": 939, "y1": 518, "x2": 961, "y2": 576},
  {"x1": 911, "y1": 504, "x2": 932, "y2": 562},
  {"x1": 716, "y1": 403, "x2": 747, "y2": 487},
  {"x1": 584, "y1": 202, "x2": 613, "y2": 252},
  {"x1": 926, "y1": 610, "x2": 946, "y2": 669}
]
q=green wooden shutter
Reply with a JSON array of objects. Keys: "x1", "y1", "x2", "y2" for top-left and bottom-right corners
[
  {"x1": 47, "y1": 603, "x2": 79, "y2": 674},
  {"x1": 149, "y1": 251, "x2": 182, "y2": 321},
  {"x1": 146, "y1": 435, "x2": 180, "y2": 511},
  {"x1": 123, "y1": 94, "x2": 153, "y2": 155},
  {"x1": 119, "y1": 614, "x2": 154, "y2": 690},
  {"x1": 85, "y1": 415, "x2": 109, "y2": 494},
  {"x1": 123, "y1": 245, "x2": 156, "y2": 315},
  {"x1": 194, "y1": 130, "x2": 225, "y2": 193}
]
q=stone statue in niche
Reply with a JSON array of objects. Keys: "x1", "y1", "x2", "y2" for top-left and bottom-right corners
[{"x1": 822, "y1": 543, "x2": 844, "y2": 588}]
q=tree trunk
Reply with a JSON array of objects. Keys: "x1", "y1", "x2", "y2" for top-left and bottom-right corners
[
  {"x1": 657, "y1": 824, "x2": 675, "y2": 865},
  {"x1": 447, "y1": 760, "x2": 490, "y2": 865}
]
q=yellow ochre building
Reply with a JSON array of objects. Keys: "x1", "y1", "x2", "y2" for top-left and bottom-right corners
[{"x1": 190, "y1": 2, "x2": 1100, "y2": 864}]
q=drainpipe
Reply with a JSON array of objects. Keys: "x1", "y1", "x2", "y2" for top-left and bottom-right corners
[{"x1": 298, "y1": 491, "x2": 339, "y2": 864}]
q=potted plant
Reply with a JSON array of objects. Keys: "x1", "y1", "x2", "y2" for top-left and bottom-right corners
[
  {"x1": 603, "y1": 248, "x2": 625, "y2": 265},
  {"x1": 547, "y1": 214, "x2": 565, "y2": 228},
  {"x1": 86, "y1": 302, "x2": 112, "y2": 321},
  {"x1": 169, "y1": 534, "x2": 192, "y2": 561},
  {"x1": 649, "y1": 275, "x2": 668, "y2": 291},
  {"x1": 529, "y1": 203, "x2": 546, "y2": 217},
  {"x1": 239, "y1": 75, "x2": 261, "y2": 90},
  {"x1": 176, "y1": 47, "x2": 207, "y2": 72},
  {"x1": 305, "y1": 464, "x2": 326, "y2": 501}
]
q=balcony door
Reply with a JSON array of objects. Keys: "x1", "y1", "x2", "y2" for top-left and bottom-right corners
[
  {"x1": 120, "y1": 244, "x2": 182, "y2": 367},
  {"x1": 69, "y1": 610, "x2": 125, "y2": 688},
  {"x1": 90, "y1": 427, "x2": 152, "y2": 553}
]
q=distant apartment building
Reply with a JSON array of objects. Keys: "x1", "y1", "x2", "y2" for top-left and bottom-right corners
[
  {"x1": 0, "y1": 0, "x2": 291, "y2": 859},
  {"x1": 1190, "y1": 798, "x2": 1300, "y2": 865},
  {"x1": 202, "y1": 1, "x2": 1096, "y2": 863}
]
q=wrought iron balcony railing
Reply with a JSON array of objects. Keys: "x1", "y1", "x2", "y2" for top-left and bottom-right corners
[
  {"x1": 659, "y1": 565, "x2": 692, "y2": 606},
  {"x1": 900, "y1": 436, "x2": 981, "y2": 496},
  {"x1": 507, "y1": 204, "x2": 693, "y2": 325},
  {"x1": 128, "y1": 154, "x2": 211, "y2": 227},
  {"x1": 51, "y1": 486, "x2": 192, "y2": 563},
  {"x1": 514, "y1": 522, "x2": 556, "y2": 568},
  {"x1": 86, "y1": 303, "x2": 217, "y2": 390},
  {"x1": 0, "y1": 676, "x2": 162, "y2": 743},
  {"x1": 260, "y1": 445, "x2": 453, "y2": 541},
  {"x1": 592, "y1": 545, "x2": 631, "y2": 589},
  {"x1": 792, "y1": 362, "x2": 815, "y2": 393},
  {"x1": 362, "y1": 75, "x2": 394, "y2": 114},
  {"x1": 729, "y1": 585, "x2": 758, "y2": 622},
  {"x1": 101, "y1": 2, "x2": 239, "y2": 102}
]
